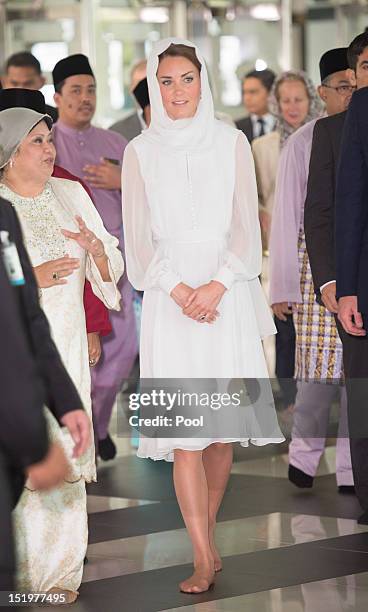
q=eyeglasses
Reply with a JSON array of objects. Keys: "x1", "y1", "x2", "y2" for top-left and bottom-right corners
[{"x1": 322, "y1": 84, "x2": 356, "y2": 95}]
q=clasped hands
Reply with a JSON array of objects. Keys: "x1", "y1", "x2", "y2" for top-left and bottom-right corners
[{"x1": 171, "y1": 281, "x2": 226, "y2": 324}]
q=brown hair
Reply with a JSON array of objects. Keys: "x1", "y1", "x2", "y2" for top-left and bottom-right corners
[
  {"x1": 158, "y1": 44, "x2": 201, "y2": 73},
  {"x1": 274, "y1": 74, "x2": 310, "y2": 102}
]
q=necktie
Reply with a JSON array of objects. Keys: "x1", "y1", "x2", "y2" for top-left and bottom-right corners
[{"x1": 257, "y1": 117, "x2": 265, "y2": 137}]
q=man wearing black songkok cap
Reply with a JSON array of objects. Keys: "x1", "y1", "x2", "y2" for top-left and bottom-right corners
[
  {"x1": 305, "y1": 32, "x2": 368, "y2": 524},
  {"x1": 269, "y1": 47, "x2": 356, "y2": 495},
  {"x1": 0, "y1": 87, "x2": 46, "y2": 114},
  {"x1": 110, "y1": 59, "x2": 147, "y2": 140},
  {"x1": 52, "y1": 54, "x2": 138, "y2": 461},
  {"x1": 132, "y1": 77, "x2": 151, "y2": 126}
]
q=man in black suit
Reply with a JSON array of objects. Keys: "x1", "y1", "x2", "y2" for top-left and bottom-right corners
[
  {"x1": 305, "y1": 31, "x2": 368, "y2": 309},
  {"x1": 1, "y1": 51, "x2": 58, "y2": 122},
  {"x1": 0, "y1": 251, "x2": 68, "y2": 590},
  {"x1": 0, "y1": 196, "x2": 91, "y2": 588},
  {"x1": 304, "y1": 31, "x2": 368, "y2": 522},
  {"x1": 235, "y1": 69, "x2": 276, "y2": 143},
  {"x1": 335, "y1": 85, "x2": 368, "y2": 522}
]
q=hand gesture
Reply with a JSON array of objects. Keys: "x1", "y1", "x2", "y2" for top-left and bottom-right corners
[
  {"x1": 321, "y1": 282, "x2": 338, "y2": 314},
  {"x1": 26, "y1": 442, "x2": 69, "y2": 490},
  {"x1": 60, "y1": 409, "x2": 92, "y2": 458},
  {"x1": 181, "y1": 281, "x2": 225, "y2": 323},
  {"x1": 272, "y1": 302, "x2": 294, "y2": 321},
  {"x1": 83, "y1": 158, "x2": 121, "y2": 190},
  {"x1": 61, "y1": 216, "x2": 106, "y2": 259},
  {"x1": 87, "y1": 332, "x2": 101, "y2": 367},
  {"x1": 338, "y1": 295, "x2": 366, "y2": 336},
  {"x1": 34, "y1": 255, "x2": 80, "y2": 288}
]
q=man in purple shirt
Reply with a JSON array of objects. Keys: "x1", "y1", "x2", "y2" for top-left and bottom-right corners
[{"x1": 52, "y1": 54, "x2": 138, "y2": 460}]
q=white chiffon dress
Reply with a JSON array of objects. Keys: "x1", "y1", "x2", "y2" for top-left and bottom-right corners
[{"x1": 122, "y1": 121, "x2": 284, "y2": 461}]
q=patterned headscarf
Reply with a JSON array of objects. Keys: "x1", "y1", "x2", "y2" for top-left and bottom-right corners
[{"x1": 268, "y1": 70, "x2": 324, "y2": 148}]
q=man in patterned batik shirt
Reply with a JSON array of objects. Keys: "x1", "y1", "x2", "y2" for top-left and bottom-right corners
[{"x1": 269, "y1": 48, "x2": 355, "y2": 492}]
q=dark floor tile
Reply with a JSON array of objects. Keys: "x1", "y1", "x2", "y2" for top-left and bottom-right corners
[
  {"x1": 88, "y1": 456, "x2": 175, "y2": 501},
  {"x1": 316, "y1": 531, "x2": 368, "y2": 553},
  {"x1": 88, "y1": 501, "x2": 183, "y2": 543}
]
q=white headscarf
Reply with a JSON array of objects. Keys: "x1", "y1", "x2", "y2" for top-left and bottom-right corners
[
  {"x1": 0, "y1": 108, "x2": 52, "y2": 169},
  {"x1": 142, "y1": 37, "x2": 216, "y2": 153}
]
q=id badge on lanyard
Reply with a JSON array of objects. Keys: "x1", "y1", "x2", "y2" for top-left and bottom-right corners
[{"x1": 0, "y1": 230, "x2": 25, "y2": 286}]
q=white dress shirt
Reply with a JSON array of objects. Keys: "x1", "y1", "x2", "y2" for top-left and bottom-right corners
[{"x1": 250, "y1": 113, "x2": 275, "y2": 138}]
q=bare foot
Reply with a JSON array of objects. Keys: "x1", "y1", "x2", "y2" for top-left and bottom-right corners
[
  {"x1": 179, "y1": 564, "x2": 215, "y2": 594},
  {"x1": 209, "y1": 526, "x2": 222, "y2": 572}
]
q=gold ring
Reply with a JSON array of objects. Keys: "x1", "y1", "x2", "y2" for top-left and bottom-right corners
[{"x1": 52, "y1": 271, "x2": 59, "y2": 281}]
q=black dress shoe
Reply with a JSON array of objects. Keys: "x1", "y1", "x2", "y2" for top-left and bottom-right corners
[
  {"x1": 338, "y1": 485, "x2": 356, "y2": 495},
  {"x1": 288, "y1": 464, "x2": 314, "y2": 488},
  {"x1": 357, "y1": 510, "x2": 368, "y2": 525},
  {"x1": 98, "y1": 434, "x2": 117, "y2": 461}
]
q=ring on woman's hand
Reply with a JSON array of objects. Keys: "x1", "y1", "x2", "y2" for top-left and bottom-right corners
[
  {"x1": 52, "y1": 271, "x2": 59, "y2": 281},
  {"x1": 90, "y1": 237, "x2": 97, "y2": 244},
  {"x1": 199, "y1": 314, "x2": 206, "y2": 321}
]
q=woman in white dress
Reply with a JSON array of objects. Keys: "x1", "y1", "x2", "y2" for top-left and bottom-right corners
[
  {"x1": 122, "y1": 38, "x2": 284, "y2": 593},
  {"x1": 0, "y1": 107, "x2": 124, "y2": 600}
]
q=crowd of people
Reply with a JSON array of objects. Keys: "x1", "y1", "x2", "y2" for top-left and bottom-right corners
[{"x1": 1, "y1": 28, "x2": 368, "y2": 601}]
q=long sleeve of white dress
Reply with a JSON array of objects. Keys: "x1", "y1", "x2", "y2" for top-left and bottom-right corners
[
  {"x1": 213, "y1": 132, "x2": 263, "y2": 290},
  {"x1": 122, "y1": 143, "x2": 182, "y2": 295}
]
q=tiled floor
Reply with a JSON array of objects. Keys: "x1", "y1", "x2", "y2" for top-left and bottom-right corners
[
  {"x1": 83, "y1": 513, "x2": 368, "y2": 583},
  {"x1": 34, "y1": 393, "x2": 368, "y2": 611}
]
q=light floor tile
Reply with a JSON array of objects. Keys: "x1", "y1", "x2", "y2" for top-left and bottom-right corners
[{"x1": 87, "y1": 495, "x2": 158, "y2": 514}]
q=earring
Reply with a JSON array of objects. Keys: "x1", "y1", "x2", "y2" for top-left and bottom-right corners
[{"x1": 9, "y1": 158, "x2": 14, "y2": 168}]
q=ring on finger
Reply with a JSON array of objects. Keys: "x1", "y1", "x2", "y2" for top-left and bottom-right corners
[
  {"x1": 52, "y1": 271, "x2": 60, "y2": 281},
  {"x1": 199, "y1": 314, "x2": 206, "y2": 321}
]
